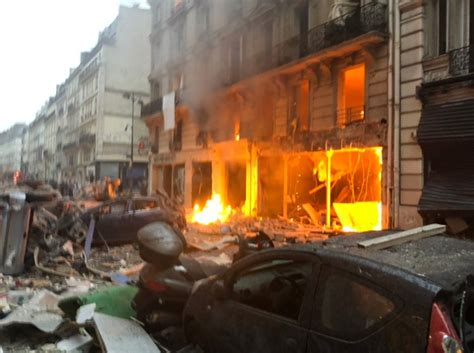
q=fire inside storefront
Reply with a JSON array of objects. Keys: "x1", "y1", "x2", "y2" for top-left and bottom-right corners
[{"x1": 142, "y1": 0, "x2": 390, "y2": 234}]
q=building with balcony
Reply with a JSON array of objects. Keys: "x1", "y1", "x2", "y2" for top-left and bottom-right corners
[
  {"x1": 144, "y1": 0, "x2": 393, "y2": 232},
  {"x1": 60, "y1": 5, "x2": 152, "y2": 185},
  {"x1": 22, "y1": 5, "x2": 151, "y2": 186},
  {"x1": 26, "y1": 113, "x2": 46, "y2": 180},
  {"x1": 396, "y1": 0, "x2": 474, "y2": 229},
  {"x1": 44, "y1": 100, "x2": 58, "y2": 182}
]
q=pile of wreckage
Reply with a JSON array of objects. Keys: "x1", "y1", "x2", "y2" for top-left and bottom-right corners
[{"x1": 0, "y1": 181, "x2": 334, "y2": 352}]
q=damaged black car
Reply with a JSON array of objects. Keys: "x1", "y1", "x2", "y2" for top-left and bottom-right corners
[
  {"x1": 183, "y1": 235, "x2": 474, "y2": 353},
  {"x1": 82, "y1": 196, "x2": 186, "y2": 245}
]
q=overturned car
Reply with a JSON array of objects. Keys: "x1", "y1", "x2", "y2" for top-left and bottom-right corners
[{"x1": 81, "y1": 195, "x2": 186, "y2": 246}]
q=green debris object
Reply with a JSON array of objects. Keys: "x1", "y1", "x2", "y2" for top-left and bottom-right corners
[{"x1": 59, "y1": 285, "x2": 138, "y2": 320}]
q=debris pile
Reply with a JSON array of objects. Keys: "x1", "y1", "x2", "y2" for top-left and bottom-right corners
[
  {"x1": 186, "y1": 216, "x2": 330, "y2": 251},
  {"x1": 0, "y1": 180, "x2": 336, "y2": 352},
  {"x1": 0, "y1": 285, "x2": 160, "y2": 353}
]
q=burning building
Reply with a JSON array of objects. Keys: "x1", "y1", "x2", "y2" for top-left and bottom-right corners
[{"x1": 143, "y1": 0, "x2": 392, "y2": 231}]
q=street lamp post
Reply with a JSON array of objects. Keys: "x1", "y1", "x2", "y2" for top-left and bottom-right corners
[{"x1": 123, "y1": 92, "x2": 143, "y2": 194}]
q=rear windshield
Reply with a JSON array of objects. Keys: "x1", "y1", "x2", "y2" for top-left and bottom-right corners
[{"x1": 134, "y1": 199, "x2": 158, "y2": 211}]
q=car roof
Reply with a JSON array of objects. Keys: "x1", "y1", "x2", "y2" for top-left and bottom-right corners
[{"x1": 291, "y1": 231, "x2": 474, "y2": 290}]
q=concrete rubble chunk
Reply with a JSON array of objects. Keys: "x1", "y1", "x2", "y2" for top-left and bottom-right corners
[
  {"x1": 75, "y1": 303, "x2": 96, "y2": 325},
  {"x1": 56, "y1": 332, "x2": 93, "y2": 352},
  {"x1": 93, "y1": 312, "x2": 162, "y2": 353},
  {"x1": 0, "y1": 289, "x2": 64, "y2": 333}
]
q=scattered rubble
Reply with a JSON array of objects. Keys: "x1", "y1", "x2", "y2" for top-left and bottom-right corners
[
  {"x1": 6, "y1": 181, "x2": 458, "y2": 352},
  {"x1": 92, "y1": 312, "x2": 161, "y2": 353}
]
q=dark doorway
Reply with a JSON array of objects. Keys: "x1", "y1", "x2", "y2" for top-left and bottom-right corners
[
  {"x1": 226, "y1": 161, "x2": 246, "y2": 208},
  {"x1": 192, "y1": 162, "x2": 212, "y2": 207},
  {"x1": 259, "y1": 156, "x2": 284, "y2": 217},
  {"x1": 470, "y1": 0, "x2": 474, "y2": 71},
  {"x1": 173, "y1": 164, "x2": 185, "y2": 204},
  {"x1": 163, "y1": 165, "x2": 172, "y2": 198},
  {"x1": 439, "y1": 0, "x2": 447, "y2": 54}
]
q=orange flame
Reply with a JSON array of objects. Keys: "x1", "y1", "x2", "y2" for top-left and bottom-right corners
[
  {"x1": 190, "y1": 194, "x2": 233, "y2": 225},
  {"x1": 334, "y1": 201, "x2": 382, "y2": 233}
]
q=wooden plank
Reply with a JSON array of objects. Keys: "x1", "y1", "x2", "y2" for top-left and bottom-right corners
[{"x1": 357, "y1": 224, "x2": 446, "y2": 251}]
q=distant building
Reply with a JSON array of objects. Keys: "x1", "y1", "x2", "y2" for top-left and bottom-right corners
[
  {"x1": 62, "y1": 5, "x2": 151, "y2": 184},
  {"x1": 26, "y1": 112, "x2": 46, "y2": 180},
  {"x1": 0, "y1": 124, "x2": 26, "y2": 177},
  {"x1": 24, "y1": 5, "x2": 151, "y2": 186}
]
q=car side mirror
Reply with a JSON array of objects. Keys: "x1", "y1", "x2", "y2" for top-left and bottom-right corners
[{"x1": 212, "y1": 280, "x2": 229, "y2": 300}]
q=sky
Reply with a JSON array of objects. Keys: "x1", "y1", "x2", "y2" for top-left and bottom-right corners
[{"x1": 0, "y1": 0, "x2": 149, "y2": 132}]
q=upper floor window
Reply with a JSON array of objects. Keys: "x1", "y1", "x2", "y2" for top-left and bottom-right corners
[
  {"x1": 197, "y1": 5, "x2": 210, "y2": 36},
  {"x1": 151, "y1": 81, "x2": 161, "y2": 100},
  {"x1": 289, "y1": 80, "x2": 310, "y2": 136},
  {"x1": 153, "y1": 5, "x2": 161, "y2": 27},
  {"x1": 170, "y1": 72, "x2": 184, "y2": 92},
  {"x1": 225, "y1": 37, "x2": 242, "y2": 83},
  {"x1": 174, "y1": 24, "x2": 186, "y2": 58},
  {"x1": 337, "y1": 64, "x2": 365, "y2": 126},
  {"x1": 426, "y1": 0, "x2": 471, "y2": 57},
  {"x1": 154, "y1": 126, "x2": 160, "y2": 153}
]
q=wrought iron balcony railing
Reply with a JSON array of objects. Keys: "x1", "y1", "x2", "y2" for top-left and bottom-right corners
[
  {"x1": 79, "y1": 133, "x2": 96, "y2": 145},
  {"x1": 309, "y1": 2, "x2": 387, "y2": 53},
  {"x1": 449, "y1": 46, "x2": 474, "y2": 76},
  {"x1": 63, "y1": 142, "x2": 78, "y2": 151},
  {"x1": 337, "y1": 105, "x2": 365, "y2": 126},
  {"x1": 141, "y1": 90, "x2": 184, "y2": 117},
  {"x1": 141, "y1": 97, "x2": 163, "y2": 117},
  {"x1": 221, "y1": 1, "x2": 387, "y2": 87}
]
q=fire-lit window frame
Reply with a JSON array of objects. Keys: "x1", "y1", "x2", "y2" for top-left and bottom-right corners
[
  {"x1": 154, "y1": 125, "x2": 160, "y2": 154},
  {"x1": 222, "y1": 33, "x2": 244, "y2": 84},
  {"x1": 197, "y1": 3, "x2": 210, "y2": 36},
  {"x1": 288, "y1": 78, "x2": 311, "y2": 136},
  {"x1": 172, "y1": 118, "x2": 183, "y2": 152},
  {"x1": 337, "y1": 63, "x2": 367, "y2": 126}
]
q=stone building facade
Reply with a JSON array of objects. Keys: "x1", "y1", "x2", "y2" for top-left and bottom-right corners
[
  {"x1": 61, "y1": 5, "x2": 152, "y2": 184},
  {"x1": 143, "y1": 0, "x2": 394, "y2": 231},
  {"x1": 26, "y1": 113, "x2": 46, "y2": 180},
  {"x1": 398, "y1": 0, "x2": 474, "y2": 228}
]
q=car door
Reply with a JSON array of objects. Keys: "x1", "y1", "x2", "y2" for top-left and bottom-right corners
[
  {"x1": 131, "y1": 198, "x2": 161, "y2": 230},
  {"x1": 307, "y1": 264, "x2": 403, "y2": 353},
  {"x1": 96, "y1": 199, "x2": 132, "y2": 244},
  {"x1": 205, "y1": 251, "x2": 320, "y2": 353}
]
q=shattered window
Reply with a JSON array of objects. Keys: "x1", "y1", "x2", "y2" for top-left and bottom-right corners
[
  {"x1": 337, "y1": 64, "x2": 365, "y2": 125},
  {"x1": 315, "y1": 267, "x2": 395, "y2": 339},
  {"x1": 133, "y1": 199, "x2": 158, "y2": 211},
  {"x1": 109, "y1": 201, "x2": 128, "y2": 215},
  {"x1": 231, "y1": 260, "x2": 312, "y2": 321}
]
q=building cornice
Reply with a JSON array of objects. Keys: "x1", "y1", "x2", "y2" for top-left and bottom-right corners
[{"x1": 399, "y1": 0, "x2": 424, "y2": 13}]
